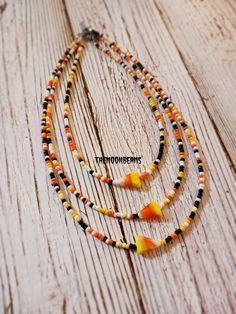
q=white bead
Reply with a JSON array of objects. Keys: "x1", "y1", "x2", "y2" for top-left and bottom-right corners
[{"x1": 113, "y1": 177, "x2": 124, "y2": 186}]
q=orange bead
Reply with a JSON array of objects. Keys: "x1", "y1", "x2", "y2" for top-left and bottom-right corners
[{"x1": 140, "y1": 171, "x2": 150, "y2": 181}]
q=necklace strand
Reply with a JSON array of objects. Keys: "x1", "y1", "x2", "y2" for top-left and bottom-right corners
[{"x1": 41, "y1": 28, "x2": 205, "y2": 254}]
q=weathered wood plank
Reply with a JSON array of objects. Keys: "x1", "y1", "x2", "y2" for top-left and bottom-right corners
[
  {"x1": 0, "y1": 0, "x2": 235, "y2": 313},
  {"x1": 156, "y1": 0, "x2": 236, "y2": 168}
]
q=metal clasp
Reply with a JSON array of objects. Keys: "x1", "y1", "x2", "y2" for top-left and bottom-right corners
[{"x1": 79, "y1": 27, "x2": 101, "y2": 42}]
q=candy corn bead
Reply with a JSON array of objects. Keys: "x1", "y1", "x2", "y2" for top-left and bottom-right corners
[
  {"x1": 124, "y1": 171, "x2": 141, "y2": 189},
  {"x1": 139, "y1": 201, "x2": 162, "y2": 219},
  {"x1": 135, "y1": 235, "x2": 158, "y2": 254}
]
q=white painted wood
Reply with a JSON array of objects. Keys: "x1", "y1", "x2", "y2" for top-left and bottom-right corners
[{"x1": 0, "y1": 0, "x2": 235, "y2": 313}]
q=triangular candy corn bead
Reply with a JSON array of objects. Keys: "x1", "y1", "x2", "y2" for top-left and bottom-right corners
[
  {"x1": 124, "y1": 171, "x2": 141, "y2": 189},
  {"x1": 139, "y1": 200, "x2": 162, "y2": 219},
  {"x1": 135, "y1": 235, "x2": 158, "y2": 254}
]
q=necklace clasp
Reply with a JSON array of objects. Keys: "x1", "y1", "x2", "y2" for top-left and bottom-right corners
[{"x1": 79, "y1": 27, "x2": 101, "y2": 42}]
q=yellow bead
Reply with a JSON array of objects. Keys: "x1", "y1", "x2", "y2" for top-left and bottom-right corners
[
  {"x1": 125, "y1": 243, "x2": 130, "y2": 250},
  {"x1": 185, "y1": 218, "x2": 191, "y2": 224},
  {"x1": 149, "y1": 164, "x2": 156, "y2": 172},
  {"x1": 117, "y1": 241, "x2": 123, "y2": 248},
  {"x1": 99, "y1": 208, "x2": 106, "y2": 214},
  {"x1": 72, "y1": 211, "x2": 78, "y2": 217},
  {"x1": 162, "y1": 199, "x2": 168, "y2": 205},
  {"x1": 123, "y1": 212, "x2": 128, "y2": 219},
  {"x1": 180, "y1": 224, "x2": 187, "y2": 232},
  {"x1": 160, "y1": 239, "x2": 166, "y2": 246}
]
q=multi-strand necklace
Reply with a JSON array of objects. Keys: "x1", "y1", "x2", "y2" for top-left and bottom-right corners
[{"x1": 41, "y1": 28, "x2": 205, "y2": 254}]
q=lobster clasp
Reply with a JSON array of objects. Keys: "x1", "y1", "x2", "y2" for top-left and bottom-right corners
[{"x1": 80, "y1": 27, "x2": 101, "y2": 42}]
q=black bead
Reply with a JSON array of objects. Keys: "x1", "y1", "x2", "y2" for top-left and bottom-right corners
[
  {"x1": 197, "y1": 189, "x2": 204, "y2": 198},
  {"x1": 175, "y1": 228, "x2": 182, "y2": 235},
  {"x1": 165, "y1": 236, "x2": 172, "y2": 243},
  {"x1": 194, "y1": 200, "x2": 200, "y2": 208},
  {"x1": 189, "y1": 212, "x2": 196, "y2": 219},
  {"x1": 174, "y1": 182, "x2": 180, "y2": 189},
  {"x1": 137, "y1": 62, "x2": 144, "y2": 70},
  {"x1": 129, "y1": 243, "x2": 137, "y2": 250},
  {"x1": 103, "y1": 236, "x2": 108, "y2": 242}
]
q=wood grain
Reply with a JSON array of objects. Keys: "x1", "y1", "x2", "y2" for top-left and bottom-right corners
[{"x1": 0, "y1": 0, "x2": 235, "y2": 313}]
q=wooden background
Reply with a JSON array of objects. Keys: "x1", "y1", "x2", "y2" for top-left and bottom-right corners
[{"x1": 0, "y1": 0, "x2": 236, "y2": 313}]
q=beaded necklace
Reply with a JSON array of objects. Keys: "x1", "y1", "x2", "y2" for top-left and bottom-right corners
[{"x1": 41, "y1": 28, "x2": 205, "y2": 254}]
